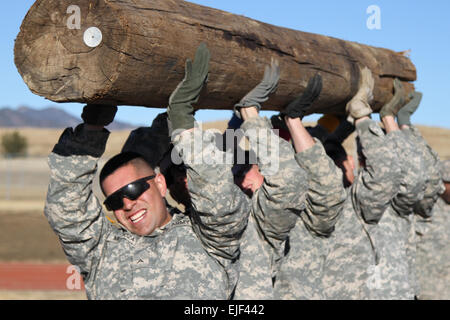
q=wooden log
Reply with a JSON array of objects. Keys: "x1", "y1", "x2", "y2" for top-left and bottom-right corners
[{"x1": 14, "y1": 0, "x2": 416, "y2": 114}]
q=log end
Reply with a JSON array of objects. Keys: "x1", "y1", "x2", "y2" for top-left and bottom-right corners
[{"x1": 14, "y1": 0, "x2": 127, "y2": 105}]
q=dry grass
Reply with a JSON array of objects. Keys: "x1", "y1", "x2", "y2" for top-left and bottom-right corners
[
  {"x1": 1, "y1": 122, "x2": 448, "y2": 159},
  {"x1": 0, "y1": 127, "x2": 131, "y2": 158}
]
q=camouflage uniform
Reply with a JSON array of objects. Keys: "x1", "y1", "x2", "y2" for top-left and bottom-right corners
[
  {"x1": 264, "y1": 126, "x2": 347, "y2": 300},
  {"x1": 45, "y1": 124, "x2": 248, "y2": 299},
  {"x1": 415, "y1": 196, "x2": 450, "y2": 299},
  {"x1": 388, "y1": 126, "x2": 427, "y2": 297},
  {"x1": 172, "y1": 127, "x2": 251, "y2": 298},
  {"x1": 233, "y1": 116, "x2": 310, "y2": 300},
  {"x1": 351, "y1": 119, "x2": 414, "y2": 299},
  {"x1": 322, "y1": 119, "x2": 412, "y2": 299},
  {"x1": 321, "y1": 193, "x2": 375, "y2": 300},
  {"x1": 233, "y1": 214, "x2": 274, "y2": 300},
  {"x1": 407, "y1": 127, "x2": 448, "y2": 299}
]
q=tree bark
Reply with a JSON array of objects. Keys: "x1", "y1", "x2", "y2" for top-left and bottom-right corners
[{"x1": 15, "y1": 0, "x2": 416, "y2": 114}]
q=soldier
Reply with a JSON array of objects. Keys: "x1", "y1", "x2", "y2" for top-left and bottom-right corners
[
  {"x1": 377, "y1": 80, "x2": 427, "y2": 299},
  {"x1": 231, "y1": 64, "x2": 347, "y2": 300},
  {"x1": 396, "y1": 92, "x2": 449, "y2": 299},
  {"x1": 166, "y1": 43, "x2": 251, "y2": 296},
  {"x1": 44, "y1": 44, "x2": 249, "y2": 299},
  {"x1": 414, "y1": 160, "x2": 450, "y2": 299},
  {"x1": 229, "y1": 60, "x2": 307, "y2": 299},
  {"x1": 320, "y1": 68, "x2": 420, "y2": 299}
]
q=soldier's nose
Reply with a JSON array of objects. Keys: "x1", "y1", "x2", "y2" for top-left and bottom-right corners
[{"x1": 122, "y1": 197, "x2": 136, "y2": 210}]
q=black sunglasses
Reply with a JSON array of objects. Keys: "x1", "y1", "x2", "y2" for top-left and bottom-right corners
[{"x1": 104, "y1": 175, "x2": 156, "y2": 211}]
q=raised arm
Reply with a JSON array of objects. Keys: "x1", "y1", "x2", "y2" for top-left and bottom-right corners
[
  {"x1": 397, "y1": 91, "x2": 445, "y2": 217},
  {"x1": 44, "y1": 105, "x2": 116, "y2": 280},
  {"x1": 346, "y1": 67, "x2": 402, "y2": 224},
  {"x1": 282, "y1": 74, "x2": 346, "y2": 236},
  {"x1": 379, "y1": 81, "x2": 426, "y2": 217},
  {"x1": 167, "y1": 44, "x2": 250, "y2": 273},
  {"x1": 236, "y1": 60, "x2": 307, "y2": 273}
]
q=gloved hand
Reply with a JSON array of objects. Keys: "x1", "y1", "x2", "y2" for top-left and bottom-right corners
[
  {"x1": 234, "y1": 58, "x2": 280, "y2": 118},
  {"x1": 122, "y1": 113, "x2": 171, "y2": 169},
  {"x1": 397, "y1": 91, "x2": 423, "y2": 127},
  {"x1": 328, "y1": 115, "x2": 355, "y2": 144},
  {"x1": 379, "y1": 78, "x2": 406, "y2": 119},
  {"x1": 345, "y1": 66, "x2": 375, "y2": 121},
  {"x1": 282, "y1": 73, "x2": 322, "y2": 119},
  {"x1": 168, "y1": 43, "x2": 210, "y2": 133},
  {"x1": 81, "y1": 104, "x2": 117, "y2": 127},
  {"x1": 270, "y1": 113, "x2": 288, "y2": 131}
]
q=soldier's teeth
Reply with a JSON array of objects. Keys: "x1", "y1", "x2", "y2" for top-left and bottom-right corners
[{"x1": 130, "y1": 210, "x2": 146, "y2": 223}]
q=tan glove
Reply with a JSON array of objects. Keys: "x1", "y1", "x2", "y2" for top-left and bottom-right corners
[{"x1": 345, "y1": 66, "x2": 375, "y2": 122}]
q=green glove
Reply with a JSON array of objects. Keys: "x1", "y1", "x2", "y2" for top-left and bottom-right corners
[
  {"x1": 397, "y1": 91, "x2": 423, "y2": 127},
  {"x1": 379, "y1": 78, "x2": 406, "y2": 119},
  {"x1": 81, "y1": 104, "x2": 117, "y2": 126},
  {"x1": 282, "y1": 73, "x2": 322, "y2": 119},
  {"x1": 234, "y1": 59, "x2": 280, "y2": 118},
  {"x1": 168, "y1": 43, "x2": 210, "y2": 133}
]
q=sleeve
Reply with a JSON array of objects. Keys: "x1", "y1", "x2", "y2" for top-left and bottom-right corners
[
  {"x1": 294, "y1": 140, "x2": 347, "y2": 237},
  {"x1": 404, "y1": 126, "x2": 445, "y2": 217},
  {"x1": 386, "y1": 128, "x2": 427, "y2": 217},
  {"x1": 240, "y1": 116, "x2": 307, "y2": 272},
  {"x1": 351, "y1": 119, "x2": 402, "y2": 224},
  {"x1": 44, "y1": 124, "x2": 111, "y2": 281},
  {"x1": 172, "y1": 128, "x2": 251, "y2": 265}
]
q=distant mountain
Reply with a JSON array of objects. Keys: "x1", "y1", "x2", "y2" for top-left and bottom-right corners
[{"x1": 0, "y1": 106, "x2": 135, "y2": 130}]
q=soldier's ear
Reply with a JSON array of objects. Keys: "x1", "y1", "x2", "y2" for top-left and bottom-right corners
[{"x1": 154, "y1": 173, "x2": 167, "y2": 198}]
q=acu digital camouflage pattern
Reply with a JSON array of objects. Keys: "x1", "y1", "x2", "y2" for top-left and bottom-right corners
[
  {"x1": 274, "y1": 139, "x2": 347, "y2": 300},
  {"x1": 321, "y1": 195, "x2": 374, "y2": 300},
  {"x1": 45, "y1": 126, "x2": 239, "y2": 299},
  {"x1": 233, "y1": 214, "x2": 274, "y2": 300},
  {"x1": 388, "y1": 126, "x2": 427, "y2": 298},
  {"x1": 351, "y1": 119, "x2": 414, "y2": 299},
  {"x1": 241, "y1": 117, "x2": 308, "y2": 268},
  {"x1": 415, "y1": 197, "x2": 450, "y2": 299},
  {"x1": 234, "y1": 116, "x2": 307, "y2": 299},
  {"x1": 407, "y1": 129, "x2": 448, "y2": 299},
  {"x1": 405, "y1": 126, "x2": 445, "y2": 217},
  {"x1": 172, "y1": 127, "x2": 251, "y2": 298}
]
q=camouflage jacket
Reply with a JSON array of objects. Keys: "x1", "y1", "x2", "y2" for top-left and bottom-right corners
[
  {"x1": 233, "y1": 214, "x2": 274, "y2": 300},
  {"x1": 404, "y1": 126, "x2": 445, "y2": 217},
  {"x1": 233, "y1": 117, "x2": 346, "y2": 300},
  {"x1": 415, "y1": 197, "x2": 450, "y2": 300},
  {"x1": 322, "y1": 192, "x2": 375, "y2": 300},
  {"x1": 172, "y1": 127, "x2": 251, "y2": 298},
  {"x1": 351, "y1": 119, "x2": 414, "y2": 300},
  {"x1": 240, "y1": 117, "x2": 308, "y2": 274},
  {"x1": 404, "y1": 126, "x2": 446, "y2": 299},
  {"x1": 274, "y1": 139, "x2": 347, "y2": 300},
  {"x1": 45, "y1": 125, "x2": 238, "y2": 300}
]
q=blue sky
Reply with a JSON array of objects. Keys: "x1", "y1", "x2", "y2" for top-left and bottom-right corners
[{"x1": 1, "y1": 1, "x2": 449, "y2": 128}]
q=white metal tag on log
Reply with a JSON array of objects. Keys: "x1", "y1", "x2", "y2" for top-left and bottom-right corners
[
  {"x1": 14, "y1": 0, "x2": 416, "y2": 114},
  {"x1": 83, "y1": 27, "x2": 103, "y2": 48}
]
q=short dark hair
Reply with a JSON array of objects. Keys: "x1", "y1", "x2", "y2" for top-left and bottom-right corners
[{"x1": 99, "y1": 151, "x2": 151, "y2": 193}]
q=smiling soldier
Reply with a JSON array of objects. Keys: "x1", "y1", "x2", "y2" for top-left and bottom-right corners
[{"x1": 44, "y1": 44, "x2": 249, "y2": 300}]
